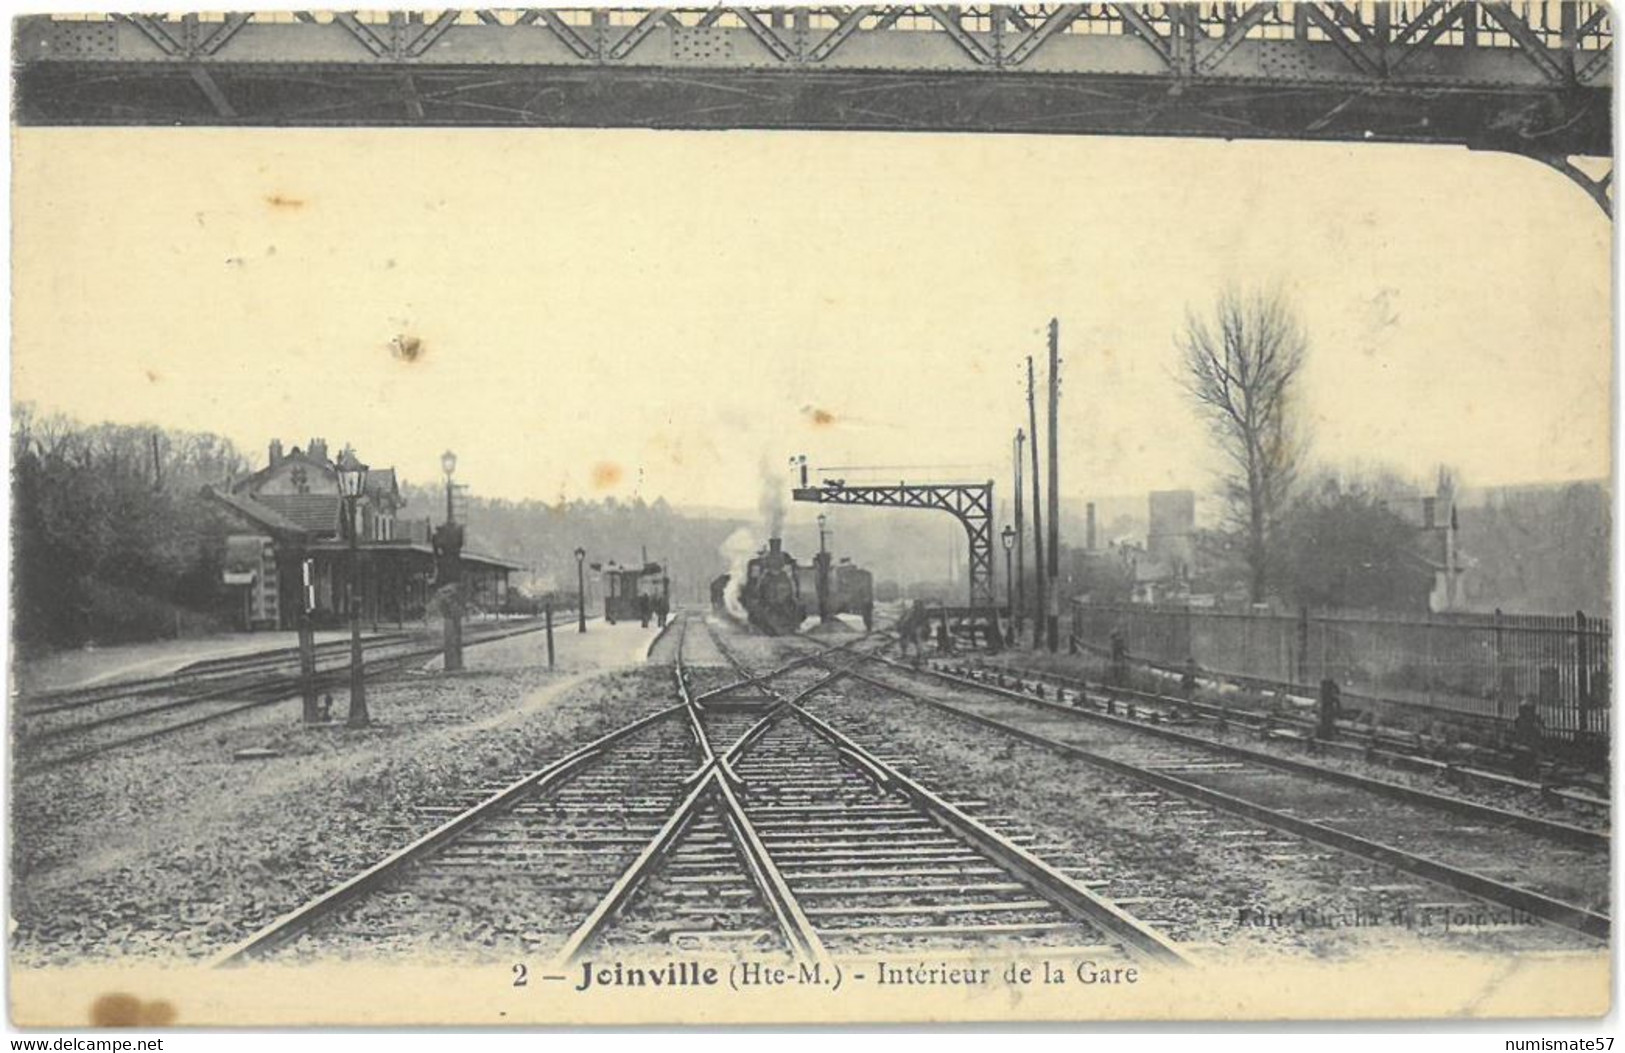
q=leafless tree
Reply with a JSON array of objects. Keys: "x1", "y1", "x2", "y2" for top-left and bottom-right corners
[{"x1": 1177, "y1": 288, "x2": 1309, "y2": 604}]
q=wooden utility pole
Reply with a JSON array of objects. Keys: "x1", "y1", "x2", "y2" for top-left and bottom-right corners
[
  {"x1": 1027, "y1": 355, "x2": 1044, "y2": 652},
  {"x1": 1046, "y1": 318, "x2": 1061, "y2": 653},
  {"x1": 1013, "y1": 428, "x2": 1025, "y2": 642}
]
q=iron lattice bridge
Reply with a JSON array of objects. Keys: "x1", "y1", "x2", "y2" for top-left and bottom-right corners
[
  {"x1": 793, "y1": 478, "x2": 996, "y2": 615},
  {"x1": 14, "y1": 5, "x2": 1612, "y2": 211}
]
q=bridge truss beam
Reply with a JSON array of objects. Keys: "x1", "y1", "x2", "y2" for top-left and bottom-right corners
[
  {"x1": 793, "y1": 478, "x2": 996, "y2": 615},
  {"x1": 15, "y1": 6, "x2": 1612, "y2": 190}
]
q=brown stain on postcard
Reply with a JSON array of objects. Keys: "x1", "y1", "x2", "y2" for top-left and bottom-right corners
[
  {"x1": 391, "y1": 335, "x2": 424, "y2": 363},
  {"x1": 591, "y1": 462, "x2": 623, "y2": 489},
  {"x1": 89, "y1": 993, "x2": 176, "y2": 1027},
  {"x1": 264, "y1": 193, "x2": 305, "y2": 210}
]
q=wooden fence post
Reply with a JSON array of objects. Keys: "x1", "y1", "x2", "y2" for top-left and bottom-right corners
[
  {"x1": 1575, "y1": 609, "x2": 1590, "y2": 737},
  {"x1": 1296, "y1": 605, "x2": 1309, "y2": 687},
  {"x1": 545, "y1": 600, "x2": 556, "y2": 670}
]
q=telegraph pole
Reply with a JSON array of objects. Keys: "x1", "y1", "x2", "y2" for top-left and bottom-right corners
[
  {"x1": 1027, "y1": 355, "x2": 1045, "y2": 652},
  {"x1": 1046, "y1": 318, "x2": 1061, "y2": 653},
  {"x1": 816, "y1": 514, "x2": 832, "y2": 624},
  {"x1": 1013, "y1": 428, "x2": 1025, "y2": 643}
]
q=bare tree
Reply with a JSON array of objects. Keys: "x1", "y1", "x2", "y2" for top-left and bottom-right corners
[{"x1": 1177, "y1": 288, "x2": 1309, "y2": 604}]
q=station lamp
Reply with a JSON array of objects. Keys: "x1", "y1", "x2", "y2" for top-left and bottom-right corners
[
  {"x1": 441, "y1": 450, "x2": 458, "y2": 524},
  {"x1": 335, "y1": 446, "x2": 369, "y2": 500}
]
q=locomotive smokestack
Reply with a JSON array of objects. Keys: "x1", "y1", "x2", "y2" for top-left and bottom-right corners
[{"x1": 769, "y1": 536, "x2": 783, "y2": 557}]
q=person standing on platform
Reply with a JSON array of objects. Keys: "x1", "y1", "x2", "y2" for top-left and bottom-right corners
[
  {"x1": 1511, "y1": 699, "x2": 1545, "y2": 779},
  {"x1": 1316, "y1": 678, "x2": 1342, "y2": 740},
  {"x1": 1109, "y1": 630, "x2": 1129, "y2": 687}
]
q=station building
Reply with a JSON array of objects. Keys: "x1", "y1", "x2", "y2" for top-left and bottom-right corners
[{"x1": 204, "y1": 438, "x2": 520, "y2": 630}]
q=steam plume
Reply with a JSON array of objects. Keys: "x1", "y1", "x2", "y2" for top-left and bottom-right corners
[
  {"x1": 758, "y1": 456, "x2": 787, "y2": 538},
  {"x1": 718, "y1": 526, "x2": 756, "y2": 618}
]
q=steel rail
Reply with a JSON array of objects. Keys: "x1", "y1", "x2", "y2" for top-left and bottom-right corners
[
  {"x1": 713, "y1": 771, "x2": 833, "y2": 971},
  {"x1": 556, "y1": 613, "x2": 827, "y2": 967},
  {"x1": 19, "y1": 620, "x2": 549, "y2": 770},
  {"x1": 678, "y1": 633, "x2": 823, "y2": 964},
  {"x1": 22, "y1": 654, "x2": 445, "y2": 773},
  {"x1": 21, "y1": 617, "x2": 564, "y2": 715},
  {"x1": 643, "y1": 607, "x2": 685, "y2": 662},
  {"x1": 995, "y1": 645, "x2": 1608, "y2": 807},
  {"x1": 673, "y1": 616, "x2": 741, "y2": 785},
  {"x1": 550, "y1": 767, "x2": 717, "y2": 967},
  {"x1": 886, "y1": 659, "x2": 1608, "y2": 851},
  {"x1": 21, "y1": 619, "x2": 571, "y2": 773},
  {"x1": 786, "y1": 702, "x2": 1192, "y2": 967},
  {"x1": 842, "y1": 666, "x2": 1610, "y2": 942},
  {"x1": 18, "y1": 633, "x2": 421, "y2": 715},
  {"x1": 211, "y1": 700, "x2": 688, "y2": 966},
  {"x1": 692, "y1": 617, "x2": 875, "y2": 704},
  {"x1": 709, "y1": 627, "x2": 1189, "y2": 967},
  {"x1": 721, "y1": 663, "x2": 878, "y2": 766}
]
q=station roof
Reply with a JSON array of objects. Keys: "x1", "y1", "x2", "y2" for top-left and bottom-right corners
[
  {"x1": 306, "y1": 538, "x2": 524, "y2": 572},
  {"x1": 255, "y1": 493, "x2": 343, "y2": 536},
  {"x1": 204, "y1": 487, "x2": 311, "y2": 537}
]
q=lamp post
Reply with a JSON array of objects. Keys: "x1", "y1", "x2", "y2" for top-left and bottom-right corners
[
  {"x1": 1001, "y1": 524, "x2": 1016, "y2": 638},
  {"x1": 435, "y1": 449, "x2": 464, "y2": 672},
  {"x1": 442, "y1": 449, "x2": 458, "y2": 523},
  {"x1": 335, "y1": 446, "x2": 370, "y2": 728},
  {"x1": 575, "y1": 547, "x2": 587, "y2": 633}
]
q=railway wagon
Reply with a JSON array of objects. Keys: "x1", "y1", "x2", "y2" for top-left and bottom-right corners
[
  {"x1": 834, "y1": 560, "x2": 876, "y2": 631},
  {"x1": 596, "y1": 560, "x2": 667, "y2": 624},
  {"x1": 793, "y1": 558, "x2": 876, "y2": 630}
]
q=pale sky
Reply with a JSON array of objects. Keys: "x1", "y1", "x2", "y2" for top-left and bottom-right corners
[{"x1": 12, "y1": 127, "x2": 1612, "y2": 513}]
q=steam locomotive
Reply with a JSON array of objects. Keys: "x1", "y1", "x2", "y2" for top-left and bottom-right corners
[{"x1": 710, "y1": 537, "x2": 875, "y2": 636}]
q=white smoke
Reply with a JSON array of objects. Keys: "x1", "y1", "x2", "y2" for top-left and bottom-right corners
[
  {"x1": 758, "y1": 456, "x2": 787, "y2": 537},
  {"x1": 718, "y1": 526, "x2": 757, "y2": 619}
]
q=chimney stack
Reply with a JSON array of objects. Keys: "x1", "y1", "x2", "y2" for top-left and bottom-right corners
[
  {"x1": 268, "y1": 438, "x2": 283, "y2": 468},
  {"x1": 1086, "y1": 502, "x2": 1097, "y2": 551},
  {"x1": 309, "y1": 438, "x2": 329, "y2": 464},
  {"x1": 1423, "y1": 496, "x2": 1437, "y2": 529}
]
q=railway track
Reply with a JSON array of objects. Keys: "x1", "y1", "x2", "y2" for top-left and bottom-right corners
[
  {"x1": 218, "y1": 613, "x2": 1191, "y2": 969},
  {"x1": 17, "y1": 618, "x2": 569, "y2": 774},
  {"x1": 18, "y1": 631, "x2": 420, "y2": 716},
  {"x1": 803, "y1": 646, "x2": 1609, "y2": 944},
  {"x1": 215, "y1": 613, "x2": 849, "y2": 965},
  {"x1": 598, "y1": 619, "x2": 1192, "y2": 966},
  {"x1": 970, "y1": 651, "x2": 1610, "y2": 809},
  {"x1": 213, "y1": 700, "x2": 697, "y2": 964},
  {"x1": 931, "y1": 660, "x2": 1607, "y2": 842}
]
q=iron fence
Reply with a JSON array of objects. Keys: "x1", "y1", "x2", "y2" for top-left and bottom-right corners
[{"x1": 1071, "y1": 601, "x2": 1611, "y2": 742}]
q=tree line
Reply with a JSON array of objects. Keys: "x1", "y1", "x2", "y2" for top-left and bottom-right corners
[
  {"x1": 1169, "y1": 289, "x2": 1605, "y2": 616},
  {"x1": 398, "y1": 481, "x2": 745, "y2": 606},
  {"x1": 12, "y1": 406, "x2": 252, "y2": 651},
  {"x1": 11, "y1": 408, "x2": 752, "y2": 652}
]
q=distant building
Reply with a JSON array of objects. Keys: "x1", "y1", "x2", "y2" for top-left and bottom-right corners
[
  {"x1": 1412, "y1": 491, "x2": 1468, "y2": 613},
  {"x1": 1123, "y1": 490, "x2": 1198, "y2": 604},
  {"x1": 204, "y1": 437, "x2": 520, "y2": 630},
  {"x1": 1378, "y1": 473, "x2": 1469, "y2": 613},
  {"x1": 1147, "y1": 489, "x2": 1196, "y2": 572}
]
